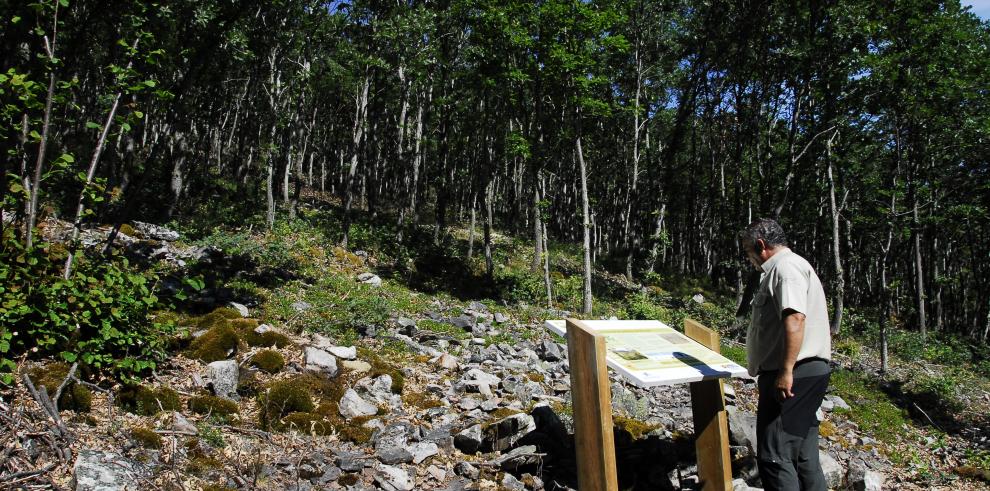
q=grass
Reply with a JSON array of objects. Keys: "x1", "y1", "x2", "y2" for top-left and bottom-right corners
[{"x1": 828, "y1": 369, "x2": 911, "y2": 448}]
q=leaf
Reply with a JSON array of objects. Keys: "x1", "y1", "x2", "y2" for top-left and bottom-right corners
[
  {"x1": 86, "y1": 121, "x2": 101, "y2": 129},
  {"x1": 61, "y1": 351, "x2": 77, "y2": 362}
]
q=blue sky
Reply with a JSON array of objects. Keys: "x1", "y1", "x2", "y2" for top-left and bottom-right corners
[{"x1": 964, "y1": 0, "x2": 990, "y2": 19}]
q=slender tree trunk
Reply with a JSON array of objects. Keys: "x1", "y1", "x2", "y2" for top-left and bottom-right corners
[
  {"x1": 576, "y1": 135, "x2": 593, "y2": 314},
  {"x1": 483, "y1": 180, "x2": 494, "y2": 278},
  {"x1": 467, "y1": 191, "x2": 476, "y2": 258},
  {"x1": 826, "y1": 132, "x2": 844, "y2": 335},
  {"x1": 26, "y1": 63, "x2": 57, "y2": 249},
  {"x1": 532, "y1": 178, "x2": 543, "y2": 271},
  {"x1": 342, "y1": 73, "x2": 370, "y2": 247}
]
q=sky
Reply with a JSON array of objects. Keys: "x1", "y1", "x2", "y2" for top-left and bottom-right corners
[{"x1": 964, "y1": 0, "x2": 990, "y2": 20}]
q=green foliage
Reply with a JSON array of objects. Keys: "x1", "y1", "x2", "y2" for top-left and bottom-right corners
[
  {"x1": 828, "y1": 369, "x2": 909, "y2": 445},
  {"x1": 0, "y1": 230, "x2": 173, "y2": 383},
  {"x1": 249, "y1": 350, "x2": 285, "y2": 373},
  {"x1": 117, "y1": 384, "x2": 181, "y2": 416},
  {"x1": 720, "y1": 343, "x2": 747, "y2": 367},
  {"x1": 188, "y1": 395, "x2": 240, "y2": 418}
]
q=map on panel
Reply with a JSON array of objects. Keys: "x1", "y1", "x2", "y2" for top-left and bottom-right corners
[{"x1": 544, "y1": 319, "x2": 750, "y2": 387}]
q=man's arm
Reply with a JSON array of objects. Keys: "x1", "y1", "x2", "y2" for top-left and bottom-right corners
[{"x1": 776, "y1": 308, "x2": 806, "y2": 400}]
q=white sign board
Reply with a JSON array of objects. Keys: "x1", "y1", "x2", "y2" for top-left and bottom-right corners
[{"x1": 545, "y1": 319, "x2": 750, "y2": 387}]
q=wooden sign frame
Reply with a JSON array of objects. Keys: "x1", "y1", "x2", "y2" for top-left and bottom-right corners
[{"x1": 562, "y1": 317, "x2": 733, "y2": 491}]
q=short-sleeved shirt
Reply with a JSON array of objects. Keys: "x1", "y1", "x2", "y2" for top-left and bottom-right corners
[{"x1": 746, "y1": 248, "x2": 831, "y2": 376}]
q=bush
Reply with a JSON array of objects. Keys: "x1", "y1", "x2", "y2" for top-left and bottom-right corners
[{"x1": 0, "y1": 229, "x2": 174, "y2": 383}]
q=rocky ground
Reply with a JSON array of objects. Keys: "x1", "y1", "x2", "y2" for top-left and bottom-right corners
[{"x1": 2, "y1": 220, "x2": 988, "y2": 491}]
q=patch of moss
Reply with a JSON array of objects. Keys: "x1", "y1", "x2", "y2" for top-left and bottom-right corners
[
  {"x1": 27, "y1": 363, "x2": 93, "y2": 412},
  {"x1": 237, "y1": 369, "x2": 261, "y2": 397},
  {"x1": 200, "y1": 485, "x2": 235, "y2": 491},
  {"x1": 359, "y1": 347, "x2": 405, "y2": 393},
  {"x1": 186, "y1": 324, "x2": 239, "y2": 363},
  {"x1": 338, "y1": 415, "x2": 375, "y2": 443},
  {"x1": 402, "y1": 391, "x2": 442, "y2": 410},
  {"x1": 257, "y1": 379, "x2": 315, "y2": 430},
  {"x1": 490, "y1": 408, "x2": 523, "y2": 420},
  {"x1": 249, "y1": 350, "x2": 285, "y2": 374},
  {"x1": 337, "y1": 474, "x2": 360, "y2": 486},
  {"x1": 613, "y1": 415, "x2": 660, "y2": 440},
  {"x1": 130, "y1": 426, "x2": 163, "y2": 449},
  {"x1": 117, "y1": 385, "x2": 181, "y2": 416},
  {"x1": 238, "y1": 325, "x2": 292, "y2": 348},
  {"x1": 187, "y1": 456, "x2": 224, "y2": 476},
  {"x1": 281, "y1": 412, "x2": 333, "y2": 435},
  {"x1": 228, "y1": 318, "x2": 259, "y2": 330},
  {"x1": 211, "y1": 307, "x2": 244, "y2": 319},
  {"x1": 188, "y1": 395, "x2": 240, "y2": 417},
  {"x1": 526, "y1": 372, "x2": 545, "y2": 383}
]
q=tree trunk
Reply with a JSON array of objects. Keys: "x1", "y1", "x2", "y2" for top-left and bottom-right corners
[
  {"x1": 576, "y1": 135, "x2": 593, "y2": 314},
  {"x1": 483, "y1": 180, "x2": 494, "y2": 278},
  {"x1": 826, "y1": 132, "x2": 844, "y2": 335},
  {"x1": 342, "y1": 73, "x2": 371, "y2": 247}
]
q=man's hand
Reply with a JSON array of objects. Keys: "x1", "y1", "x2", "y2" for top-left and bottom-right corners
[{"x1": 775, "y1": 370, "x2": 794, "y2": 401}]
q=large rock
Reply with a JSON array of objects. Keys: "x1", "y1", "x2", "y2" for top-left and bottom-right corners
[
  {"x1": 327, "y1": 345, "x2": 357, "y2": 360},
  {"x1": 73, "y1": 449, "x2": 150, "y2": 491},
  {"x1": 227, "y1": 302, "x2": 249, "y2": 317},
  {"x1": 206, "y1": 360, "x2": 239, "y2": 400},
  {"x1": 540, "y1": 339, "x2": 563, "y2": 361},
  {"x1": 461, "y1": 368, "x2": 501, "y2": 387},
  {"x1": 374, "y1": 463, "x2": 414, "y2": 491},
  {"x1": 304, "y1": 347, "x2": 339, "y2": 377},
  {"x1": 449, "y1": 315, "x2": 474, "y2": 330},
  {"x1": 133, "y1": 221, "x2": 180, "y2": 241},
  {"x1": 454, "y1": 424, "x2": 484, "y2": 454},
  {"x1": 483, "y1": 413, "x2": 536, "y2": 452},
  {"x1": 820, "y1": 451, "x2": 843, "y2": 490},
  {"x1": 848, "y1": 460, "x2": 885, "y2": 491},
  {"x1": 358, "y1": 272, "x2": 382, "y2": 287},
  {"x1": 726, "y1": 406, "x2": 757, "y2": 453},
  {"x1": 339, "y1": 388, "x2": 378, "y2": 419}
]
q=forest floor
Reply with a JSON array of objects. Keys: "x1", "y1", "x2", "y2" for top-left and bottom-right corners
[{"x1": 3, "y1": 200, "x2": 990, "y2": 490}]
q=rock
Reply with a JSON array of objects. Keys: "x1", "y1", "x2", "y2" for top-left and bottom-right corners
[
  {"x1": 73, "y1": 449, "x2": 150, "y2": 491},
  {"x1": 132, "y1": 221, "x2": 180, "y2": 241},
  {"x1": 731, "y1": 478, "x2": 750, "y2": 491},
  {"x1": 820, "y1": 451, "x2": 843, "y2": 490},
  {"x1": 339, "y1": 388, "x2": 378, "y2": 419},
  {"x1": 493, "y1": 312, "x2": 508, "y2": 324},
  {"x1": 358, "y1": 272, "x2": 382, "y2": 287},
  {"x1": 454, "y1": 425, "x2": 484, "y2": 454},
  {"x1": 342, "y1": 359, "x2": 372, "y2": 373},
  {"x1": 374, "y1": 463, "x2": 414, "y2": 491},
  {"x1": 427, "y1": 465, "x2": 446, "y2": 481},
  {"x1": 206, "y1": 360, "x2": 239, "y2": 400},
  {"x1": 501, "y1": 473, "x2": 525, "y2": 491},
  {"x1": 292, "y1": 301, "x2": 312, "y2": 313},
  {"x1": 328, "y1": 346, "x2": 357, "y2": 360},
  {"x1": 692, "y1": 293, "x2": 705, "y2": 304},
  {"x1": 484, "y1": 413, "x2": 536, "y2": 452},
  {"x1": 409, "y1": 442, "x2": 439, "y2": 464},
  {"x1": 825, "y1": 395, "x2": 851, "y2": 411},
  {"x1": 454, "y1": 461, "x2": 480, "y2": 479},
  {"x1": 726, "y1": 406, "x2": 757, "y2": 453},
  {"x1": 461, "y1": 368, "x2": 501, "y2": 387},
  {"x1": 436, "y1": 353, "x2": 460, "y2": 370},
  {"x1": 377, "y1": 445, "x2": 414, "y2": 465},
  {"x1": 491, "y1": 445, "x2": 541, "y2": 471},
  {"x1": 227, "y1": 302, "x2": 249, "y2": 317},
  {"x1": 540, "y1": 339, "x2": 563, "y2": 362},
  {"x1": 848, "y1": 460, "x2": 884, "y2": 491},
  {"x1": 313, "y1": 465, "x2": 342, "y2": 485},
  {"x1": 305, "y1": 347, "x2": 339, "y2": 377},
  {"x1": 396, "y1": 317, "x2": 417, "y2": 328},
  {"x1": 450, "y1": 315, "x2": 474, "y2": 330},
  {"x1": 254, "y1": 324, "x2": 273, "y2": 334},
  {"x1": 471, "y1": 323, "x2": 488, "y2": 336},
  {"x1": 459, "y1": 398, "x2": 481, "y2": 411},
  {"x1": 336, "y1": 451, "x2": 367, "y2": 472},
  {"x1": 358, "y1": 375, "x2": 401, "y2": 409},
  {"x1": 172, "y1": 412, "x2": 197, "y2": 434}
]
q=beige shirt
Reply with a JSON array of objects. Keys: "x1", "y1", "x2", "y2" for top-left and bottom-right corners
[{"x1": 746, "y1": 248, "x2": 831, "y2": 376}]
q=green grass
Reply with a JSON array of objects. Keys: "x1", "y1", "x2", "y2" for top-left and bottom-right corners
[{"x1": 828, "y1": 369, "x2": 910, "y2": 447}]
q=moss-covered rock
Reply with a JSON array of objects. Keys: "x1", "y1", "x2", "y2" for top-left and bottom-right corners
[
  {"x1": 257, "y1": 379, "x2": 315, "y2": 430},
  {"x1": 236, "y1": 369, "x2": 261, "y2": 397},
  {"x1": 130, "y1": 426, "x2": 163, "y2": 449},
  {"x1": 359, "y1": 348, "x2": 405, "y2": 393},
  {"x1": 27, "y1": 363, "x2": 93, "y2": 412},
  {"x1": 337, "y1": 415, "x2": 375, "y2": 443},
  {"x1": 118, "y1": 385, "x2": 181, "y2": 416},
  {"x1": 612, "y1": 415, "x2": 660, "y2": 440},
  {"x1": 249, "y1": 350, "x2": 285, "y2": 374},
  {"x1": 186, "y1": 324, "x2": 239, "y2": 363},
  {"x1": 188, "y1": 395, "x2": 240, "y2": 417},
  {"x1": 239, "y1": 326, "x2": 291, "y2": 348}
]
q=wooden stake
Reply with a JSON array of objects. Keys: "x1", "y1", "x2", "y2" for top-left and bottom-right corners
[
  {"x1": 684, "y1": 318, "x2": 733, "y2": 491},
  {"x1": 565, "y1": 318, "x2": 618, "y2": 491}
]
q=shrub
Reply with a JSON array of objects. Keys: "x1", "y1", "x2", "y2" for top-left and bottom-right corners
[
  {"x1": 118, "y1": 385, "x2": 182, "y2": 416},
  {"x1": 188, "y1": 395, "x2": 240, "y2": 417},
  {"x1": 257, "y1": 379, "x2": 315, "y2": 430},
  {"x1": 0, "y1": 229, "x2": 174, "y2": 383},
  {"x1": 249, "y1": 350, "x2": 285, "y2": 373}
]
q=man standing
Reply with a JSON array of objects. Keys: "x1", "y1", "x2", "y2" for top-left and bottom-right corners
[{"x1": 740, "y1": 218, "x2": 832, "y2": 491}]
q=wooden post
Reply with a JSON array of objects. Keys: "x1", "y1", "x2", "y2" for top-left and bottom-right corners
[
  {"x1": 684, "y1": 318, "x2": 733, "y2": 491},
  {"x1": 565, "y1": 318, "x2": 619, "y2": 491}
]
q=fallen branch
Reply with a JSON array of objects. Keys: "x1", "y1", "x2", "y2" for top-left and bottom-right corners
[
  {"x1": 20, "y1": 373, "x2": 69, "y2": 440},
  {"x1": 52, "y1": 362, "x2": 79, "y2": 407},
  {"x1": 912, "y1": 402, "x2": 943, "y2": 432},
  {"x1": 221, "y1": 425, "x2": 273, "y2": 442}
]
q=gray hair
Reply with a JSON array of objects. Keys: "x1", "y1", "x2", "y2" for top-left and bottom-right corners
[{"x1": 739, "y1": 218, "x2": 789, "y2": 250}]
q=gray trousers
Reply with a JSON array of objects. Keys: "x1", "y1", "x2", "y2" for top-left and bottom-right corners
[{"x1": 756, "y1": 360, "x2": 830, "y2": 491}]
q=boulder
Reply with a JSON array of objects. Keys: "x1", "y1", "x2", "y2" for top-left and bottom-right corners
[
  {"x1": 450, "y1": 315, "x2": 474, "y2": 330},
  {"x1": 540, "y1": 339, "x2": 563, "y2": 362},
  {"x1": 493, "y1": 312, "x2": 508, "y2": 324},
  {"x1": 304, "y1": 347, "x2": 339, "y2": 377},
  {"x1": 132, "y1": 221, "x2": 180, "y2": 241},
  {"x1": 825, "y1": 395, "x2": 851, "y2": 411},
  {"x1": 819, "y1": 451, "x2": 843, "y2": 490},
  {"x1": 435, "y1": 353, "x2": 460, "y2": 370},
  {"x1": 339, "y1": 388, "x2": 378, "y2": 419},
  {"x1": 374, "y1": 463, "x2": 414, "y2": 491},
  {"x1": 327, "y1": 345, "x2": 357, "y2": 360},
  {"x1": 227, "y1": 302, "x2": 249, "y2": 317},
  {"x1": 483, "y1": 413, "x2": 536, "y2": 452},
  {"x1": 73, "y1": 449, "x2": 150, "y2": 491},
  {"x1": 848, "y1": 460, "x2": 885, "y2": 491},
  {"x1": 206, "y1": 360, "x2": 239, "y2": 400},
  {"x1": 454, "y1": 424, "x2": 484, "y2": 454},
  {"x1": 357, "y1": 272, "x2": 382, "y2": 287},
  {"x1": 726, "y1": 406, "x2": 757, "y2": 453}
]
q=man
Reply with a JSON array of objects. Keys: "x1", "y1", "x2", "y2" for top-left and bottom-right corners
[{"x1": 740, "y1": 218, "x2": 832, "y2": 491}]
